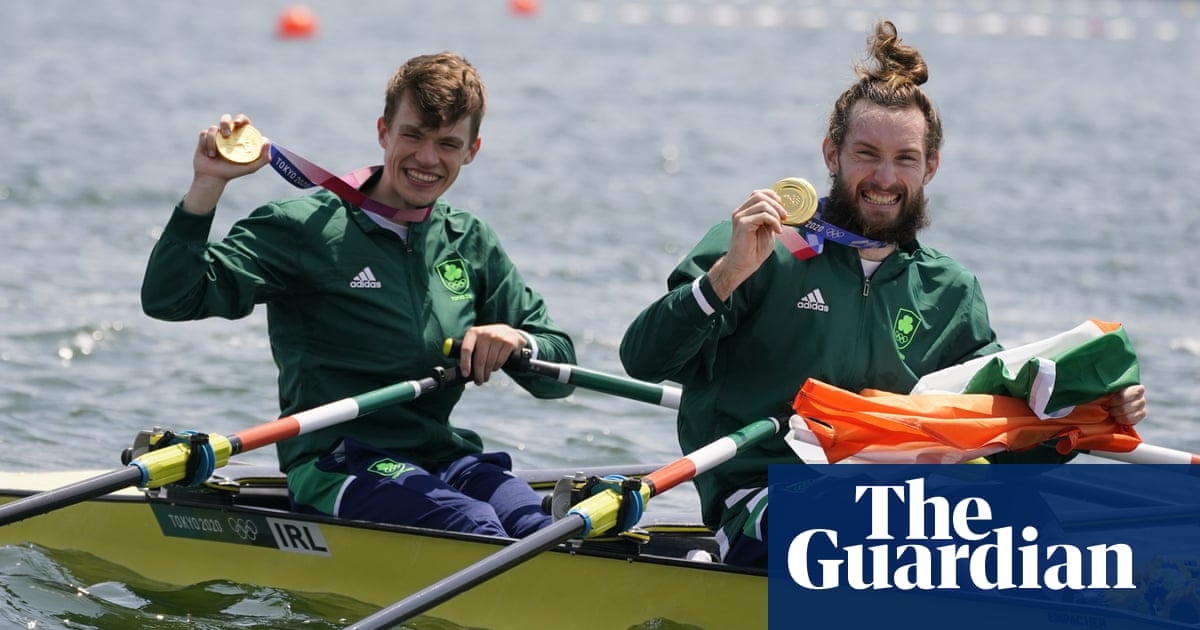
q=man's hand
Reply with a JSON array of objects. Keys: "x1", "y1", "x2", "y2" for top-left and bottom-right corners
[
  {"x1": 457, "y1": 324, "x2": 527, "y2": 386},
  {"x1": 181, "y1": 113, "x2": 272, "y2": 216},
  {"x1": 708, "y1": 189, "x2": 787, "y2": 300},
  {"x1": 1107, "y1": 384, "x2": 1147, "y2": 425}
]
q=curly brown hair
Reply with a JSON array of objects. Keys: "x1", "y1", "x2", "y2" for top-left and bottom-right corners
[
  {"x1": 826, "y1": 20, "x2": 942, "y2": 160},
  {"x1": 383, "y1": 51, "x2": 487, "y2": 142}
]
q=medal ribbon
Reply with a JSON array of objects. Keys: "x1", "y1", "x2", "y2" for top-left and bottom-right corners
[
  {"x1": 778, "y1": 198, "x2": 889, "y2": 260},
  {"x1": 268, "y1": 144, "x2": 431, "y2": 223}
]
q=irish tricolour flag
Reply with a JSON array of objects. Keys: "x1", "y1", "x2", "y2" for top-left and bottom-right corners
[{"x1": 786, "y1": 320, "x2": 1143, "y2": 464}]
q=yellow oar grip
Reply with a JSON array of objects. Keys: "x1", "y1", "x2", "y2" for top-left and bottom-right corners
[
  {"x1": 134, "y1": 434, "x2": 234, "y2": 488},
  {"x1": 569, "y1": 484, "x2": 654, "y2": 538}
]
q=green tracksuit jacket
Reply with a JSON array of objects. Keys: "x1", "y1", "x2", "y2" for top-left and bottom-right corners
[
  {"x1": 142, "y1": 190, "x2": 575, "y2": 474},
  {"x1": 620, "y1": 220, "x2": 1001, "y2": 530}
]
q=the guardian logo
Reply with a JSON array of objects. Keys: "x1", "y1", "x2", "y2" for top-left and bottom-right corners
[{"x1": 787, "y1": 478, "x2": 1134, "y2": 591}]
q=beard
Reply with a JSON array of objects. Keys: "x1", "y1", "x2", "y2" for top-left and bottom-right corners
[{"x1": 822, "y1": 174, "x2": 930, "y2": 245}]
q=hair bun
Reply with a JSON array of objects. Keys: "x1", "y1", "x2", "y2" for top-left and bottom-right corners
[{"x1": 856, "y1": 20, "x2": 929, "y2": 88}]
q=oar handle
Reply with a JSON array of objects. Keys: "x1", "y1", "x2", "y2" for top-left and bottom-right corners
[
  {"x1": 230, "y1": 367, "x2": 465, "y2": 453},
  {"x1": 1084, "y1": 442, "x2": 1200, "y2": 465},
  {"x1": 448, "y1": 340, "x2": 1200, "y2": 466},
  {"x1": 643, "y1": 416, "x2": 781, "y2": 496},
  {"x1": 443, "y1": 338, "x2": 681, "y2": 409}
]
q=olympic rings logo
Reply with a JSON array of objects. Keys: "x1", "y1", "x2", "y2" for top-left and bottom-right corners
[
  {"x1": 825, "y1": 229, "x2": 845, "y2": 239},
  {"x1": 228, "y1": 517, "x2": 260, "y2": 541}
]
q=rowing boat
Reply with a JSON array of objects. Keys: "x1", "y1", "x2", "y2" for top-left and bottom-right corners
[
  {"x1": 0, "y1": 462, "x2": 766, "y2": 629},
  {"x1": 6, "y1": 463, "x2": 1200, "y2": 629},
  {"x1": 2, "y1": 353, "x2": 1194, "y2": 628}
]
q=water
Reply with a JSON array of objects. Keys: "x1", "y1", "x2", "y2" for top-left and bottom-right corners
[{"x1": 1, "y1": 0, "x2": 1198, "y2": 627}]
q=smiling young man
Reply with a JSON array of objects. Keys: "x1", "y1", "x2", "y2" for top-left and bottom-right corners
[
  {"x1": 141, "y1": 52, "x2": 575, "y2": 538},
  {"x1": 619, "y1": 21, "x2": 1146, "y2": 569}
]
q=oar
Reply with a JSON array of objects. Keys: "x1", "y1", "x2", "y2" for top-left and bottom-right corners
[
  {"x1": 1080, "y1": 441, "x2": 1200, "y2": 465},
  {"x1": 445, "y1": 340, "x2": 1199, "y2": 466},
  {"x1": 0, "y1": 368, "x2": 465, "y2": 527},
  {"x1": 443, "y1": 339, "x2": 680, "y2": 409},
  {"x1": 787, "y1": 413, "x2": 1200, "y2": 465},
  {"x1": 345, "y1": 415, "x2": 782, "y2": 630}
]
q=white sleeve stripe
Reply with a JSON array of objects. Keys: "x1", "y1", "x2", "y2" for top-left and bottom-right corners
[{"x1": 691, "y1": 276, "x2": 715, "y2": 316}]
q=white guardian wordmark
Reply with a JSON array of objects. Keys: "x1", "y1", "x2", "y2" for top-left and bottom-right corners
[{"x1": 787, "y1": 478, "x2": 1134, "y2": 591}]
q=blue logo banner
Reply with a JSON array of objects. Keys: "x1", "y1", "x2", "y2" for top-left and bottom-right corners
[{"x1": 768, "y1": 464, "x2": 1200, "y2": 629}]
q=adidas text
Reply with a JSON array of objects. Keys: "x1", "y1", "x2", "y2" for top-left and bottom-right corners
[
  {"x1": 350, "y1": 267, "x2": 382, "y2": 289},
  {"x1": 797, "y1": 288, "x2": 829, "y2": 312}
]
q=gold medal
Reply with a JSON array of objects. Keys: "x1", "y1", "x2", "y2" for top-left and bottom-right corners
[
  {"x1": 772, "y1": 177, "x2": 818, "y2": 226},
  {"x1": 215, "y1": 124, "x2": 265, "y2": 164}
]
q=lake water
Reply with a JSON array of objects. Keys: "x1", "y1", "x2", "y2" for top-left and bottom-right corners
[{"x1": 2, "y1": 1, "x2": 1198, "y2": 627}]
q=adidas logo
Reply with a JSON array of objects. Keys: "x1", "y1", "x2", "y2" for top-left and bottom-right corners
[
  {"x1": 796, "y1": 288, "x2": 829, "y2": 312},
  {"x1": 349, "y1": 266, "x2": 382, "y2": 289}
]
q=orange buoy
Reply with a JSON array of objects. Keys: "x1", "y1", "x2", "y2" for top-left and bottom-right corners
[
  {"x1": 508, "y1": 0, "x2": 539, "y2": 17},
  {"x1": 277, "y1": 5, "x2": 318, "y2": 39}
]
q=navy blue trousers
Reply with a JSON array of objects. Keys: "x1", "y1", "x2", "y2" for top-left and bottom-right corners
[{"x1": 294, "y1": 438, "x2": 552, "y2": 538}]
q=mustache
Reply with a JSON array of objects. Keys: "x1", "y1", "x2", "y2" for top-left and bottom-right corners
[{"x1": 823, "y1": 175, "x2": 930, "y2": 245}]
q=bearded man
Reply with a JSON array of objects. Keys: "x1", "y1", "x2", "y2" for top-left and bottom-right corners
[{"x1": 619, "y1": 20, "x2": 1146, "y2": 570}]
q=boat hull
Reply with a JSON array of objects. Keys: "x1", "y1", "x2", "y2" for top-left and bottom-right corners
[
  {"x1": 0, "y1": 469, "x2": 765, "y2": 629},
  {"x1": 4, "y1": 468, "x2": 1197, "y2": 629}
]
